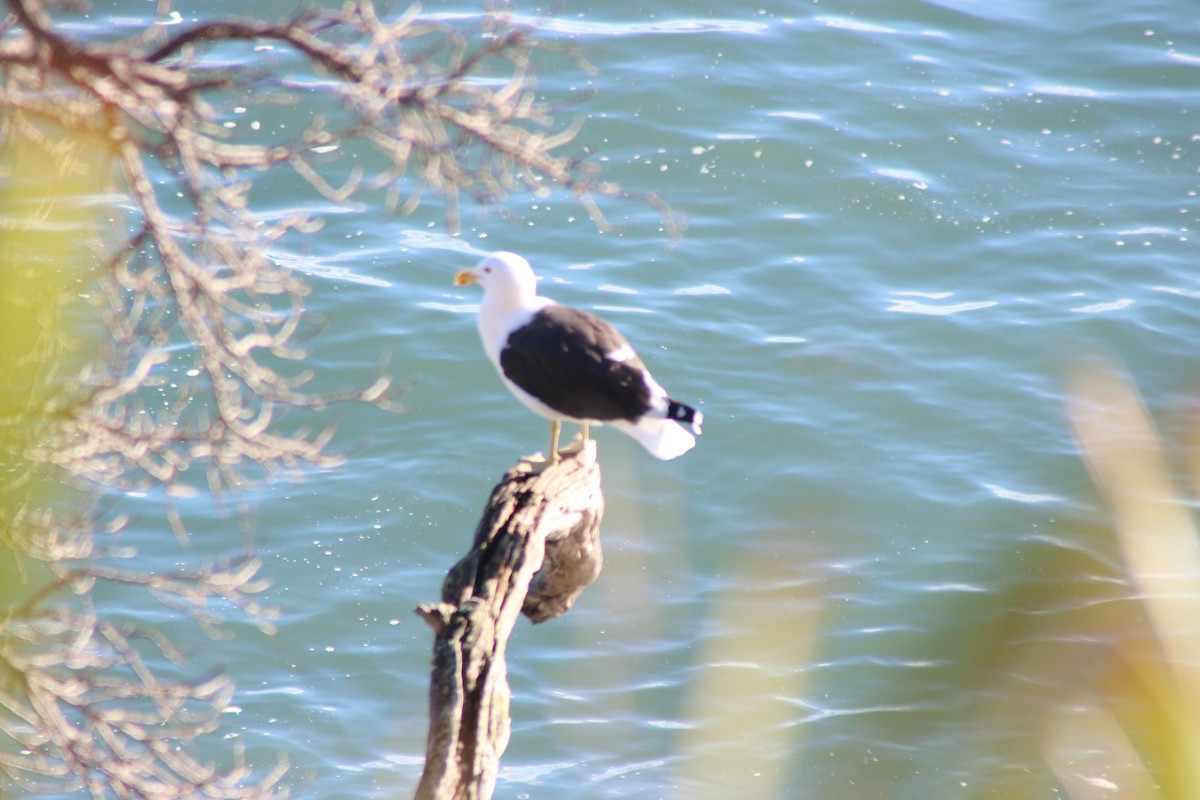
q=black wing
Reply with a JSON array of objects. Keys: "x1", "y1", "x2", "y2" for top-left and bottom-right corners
[{"x1": 499, "y1": 305, "x2": 653, "y2": 422}]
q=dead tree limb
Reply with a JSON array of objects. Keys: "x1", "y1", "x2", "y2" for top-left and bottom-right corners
[{"x1": 414, "y1": 442, "x2": 604, "y2": 800}]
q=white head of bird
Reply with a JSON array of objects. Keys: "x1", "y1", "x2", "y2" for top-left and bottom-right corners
[
  {"x1": 454, "y1": 252, "x2": 539, "y2": 309},
  {"x1": 455, "y1": 252, "x2": 551, "y2": 365}
]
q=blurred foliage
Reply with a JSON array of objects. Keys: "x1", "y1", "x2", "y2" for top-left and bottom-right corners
[
  {"x1": 672, "y1": 526, "x2": 824, "y2": 799},
  {"x1": 1054, "y1": 362, "x2": 1200, "y2": 800},
  {"x1": 641, "y1": 361, "x2": 1200, "y2": 800},
  {"x1": 1, "y1": 100, "x2": 102, "y2": 624}
]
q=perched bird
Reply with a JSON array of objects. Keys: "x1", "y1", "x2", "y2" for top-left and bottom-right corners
[{"x1": 454, "y1": 252, "x2": 703, "y2": 463}]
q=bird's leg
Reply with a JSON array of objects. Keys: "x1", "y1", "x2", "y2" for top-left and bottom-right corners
[
  {"x1": 548, "y1": 419, "x2": 561, "y2": 464},
  {"x1": 558, "y1": 421, "x2": 589, "y2": 458}
]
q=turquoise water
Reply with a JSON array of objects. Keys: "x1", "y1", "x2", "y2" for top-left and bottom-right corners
[{"x1": 15, "y1": 0, "x2": 1200, "y2": 797}]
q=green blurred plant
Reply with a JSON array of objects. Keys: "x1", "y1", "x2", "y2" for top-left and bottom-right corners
[
  {"x1": 1052, "y1": 362, "x2": 1200, "y2": 800},
  {"x1": 649, "y1": 361, "x2": 1200, "y2": 800}
]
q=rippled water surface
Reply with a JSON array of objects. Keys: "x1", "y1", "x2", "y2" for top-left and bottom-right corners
[{"x1": 19, "y1": 0, "x2": 1200, "y2": 797}]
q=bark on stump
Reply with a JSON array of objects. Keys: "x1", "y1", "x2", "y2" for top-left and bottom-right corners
[{"x1": 414, "y1": 442, "x2": 604, "y2": 800}]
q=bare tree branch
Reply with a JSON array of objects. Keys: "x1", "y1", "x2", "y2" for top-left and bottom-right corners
[{"x1": 1, "y1": 0, "x2": 675, "y2": 795}]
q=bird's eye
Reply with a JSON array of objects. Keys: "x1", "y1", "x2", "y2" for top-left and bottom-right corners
[{"x1": 483, "y1": 266, "x2": 492, "y2": 273}]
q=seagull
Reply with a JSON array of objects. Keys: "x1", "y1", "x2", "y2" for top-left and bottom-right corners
[{"x1": 454, "y1": 252, "x2": 703, "y2": 464}]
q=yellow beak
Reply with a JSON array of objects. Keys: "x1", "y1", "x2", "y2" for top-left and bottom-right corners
[{"x1": 454, "y1": 268, "x2": 476, "y2": 286}]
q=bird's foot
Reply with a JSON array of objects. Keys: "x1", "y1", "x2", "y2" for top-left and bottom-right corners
[
  {"x1": 519, "y1": 451, "x2": 557, "y2": 475},
  {"x1": 520, "y1": 437, "x2": 594, "y2": 473},
  {"x1": 556, "y1": 433, "x2": 587, "y2": 458}
]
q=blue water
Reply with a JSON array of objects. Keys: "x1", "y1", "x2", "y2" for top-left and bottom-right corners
[{"x1": 11, "y1": 0, "x2": 1200, "y2": 797}]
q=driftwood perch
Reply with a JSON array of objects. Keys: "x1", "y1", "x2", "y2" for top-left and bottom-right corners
[{"x1": 414, "y1": 442, "x2": 604, "y2": 800}]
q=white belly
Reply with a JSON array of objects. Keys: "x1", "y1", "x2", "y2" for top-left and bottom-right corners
[
  {"x1": 502, "y1": 378, "x2": 588, "y2": 423},
  {"x1": 477, "y1": 297, "x2": 583, "y2": 422}
]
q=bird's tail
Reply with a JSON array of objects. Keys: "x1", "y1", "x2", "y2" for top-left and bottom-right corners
[
  {"x1": 611, "y1": 399, "x2": 703, "y2": 461},
  {"x1": 666, "y1": 399, "x2": 703, "y2": 435}
]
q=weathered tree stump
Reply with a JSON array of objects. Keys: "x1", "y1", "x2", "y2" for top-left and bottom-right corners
[{"x1": 414, "y1": 442, "x2": 604, "y2": 800}]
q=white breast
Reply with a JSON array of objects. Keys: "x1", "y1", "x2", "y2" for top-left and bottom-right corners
[{"x1": 477, "y1": 296, "x2": 552, "y2": 367}]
